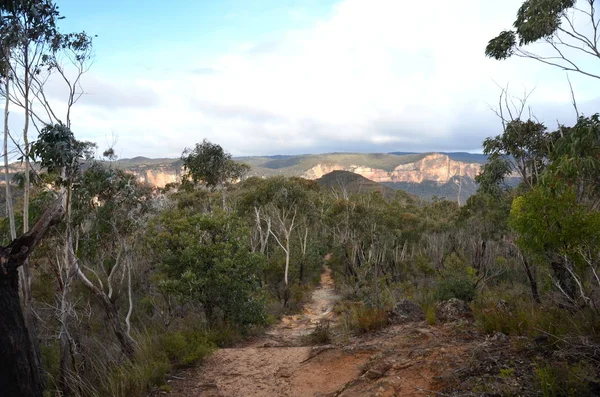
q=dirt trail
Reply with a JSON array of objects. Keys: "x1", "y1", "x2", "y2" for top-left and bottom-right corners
[
  {"x1": 260, "y1": 265, "x2": 339, "y2": 347},
  {"x1": 168, "y1": 267, "x2": 482, "y2": 397}
]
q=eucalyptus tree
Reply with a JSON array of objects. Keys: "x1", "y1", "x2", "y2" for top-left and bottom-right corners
[
  {"x1": 510, "y1": 114, "x2": 600, "y2": 307},
  {"x1": 0, "y1": 5, "x2": 93, "y2": 380},
  {"x1": 486, "y1": 0, "x2": 600, "y2": 80},
  {"x1": 181, "y1": 139, "x2": 249, "y2": 209},
  {"x1": 31, "y1": 123, "x2": 96, "y2": 393}
]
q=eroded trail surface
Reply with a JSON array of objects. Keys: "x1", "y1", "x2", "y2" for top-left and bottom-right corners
[
  {"x1": 261, "y1": 266, "x2": 339, "y2": 347},
  {"x1": 169, "y1": 268, "x2": 484, "y2": 397}
]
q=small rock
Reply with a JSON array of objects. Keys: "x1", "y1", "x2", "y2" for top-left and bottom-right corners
[
  {"x1": 389, "y1": 299, "x2": 425, "y2": 324},
  {"x1": 436, "y1": 298, "x2": 472, "y2": 322},
  {"x1": 277, "y1": 368, "x2": 292, "y2": 378},
  {"x1": 365, "y1": 369, "x2": 384, "y2": 380},
  {"x1": 393, "y1": 360, "x2": 413, "y2": 370},
  {"x1": 489, "y1": 332, "x2": 508, "y2": 342}
]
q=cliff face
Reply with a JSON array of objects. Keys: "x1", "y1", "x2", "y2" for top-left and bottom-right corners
[
  {"x1": 129, "y1": 167, "x2": 183, "y2": 187},
  {"x1": 126, "y1": 153, "x2": 482, "y2": 187},
  {"x1": 303, "y1": 153, "x2": 481, "y2": 183},
  {"x1": 1, "y1": 153, "x2": 482, "y2": 189}
]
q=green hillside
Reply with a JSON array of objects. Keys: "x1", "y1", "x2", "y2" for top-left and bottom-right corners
[{"x1": 316, "y1": 170, "x2": 417, "y2": 200}]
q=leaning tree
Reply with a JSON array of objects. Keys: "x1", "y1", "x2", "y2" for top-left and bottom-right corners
[{"x1": 0, "y1": 199, "x2": 63, "y2": 397}]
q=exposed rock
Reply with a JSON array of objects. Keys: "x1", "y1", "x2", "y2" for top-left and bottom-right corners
[
  {"x1": 277, "y1": 367, "x2": 292, "y2": 378},
  {"x1": 304, "y1": 154, "x2": 482, "y2": 184},
  {"x1": 112, "y1": 153, "x2": 483, "y2": 189},
  {"x1": 436, "y1": 298, "x2": 472, "y2": 322},
  {"x1": 388, "y1": 299, "x2": 425, "y2": 324},
  {"x1": 364, "y1": 369, "x2": 384, "y2": 380},
  {"x1": 489, "y1": 332, "x2": 509, "y2": 343}
]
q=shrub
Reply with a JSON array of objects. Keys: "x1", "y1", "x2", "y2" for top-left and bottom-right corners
[
  {"x1": 434, "y1": 276, "x2": 476, "y2": 302},
  {"x1": 425, "y1": 306, "x2": 437, "y2": 325},
  {"x1": 535, "y1": 361, "x2": 598, "y2": 397},
  {"x1": 103, "y1": 335, "x2": 171, "y2": 397},
  {"x1": 161, "y1": 330, "x2": 215, "y2": 367},
  {"x1": 472, "y1": 291, "x2": 600, "y2": 339},
  {"x1": 342, "y1": 303, "x2": 388, "y2": 334},
  {"x1": 306, "y1": 320, "x2": 332, "y2": 345}
]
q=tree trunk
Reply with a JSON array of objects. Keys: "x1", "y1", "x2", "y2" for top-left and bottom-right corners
[
  {"x1": 551, "y1": 259, "x2": 577, "y2": 302},
  {"x1": 3, "y1": 62, "x2": 16, "y2": 240},
  {"x1": 0, "y1": 269, "x2": 43, "y2": 397},
  {"x1": 520, "y1": 254, "x2": 540, "y2": 304},
  {"x1": 284, "y1": 236, "x2": 290, "y2": 286},
  {"x1": 299, "y1": 258, "x2": 304, "y2": 284},
  {"x1": 104, "y1": 299, "x2": 136, "y2": 359},
  {"x1": 0, "y1": 199, "x2": 63, "y2": 396},
  {"x1": 75, "y1": 265, "x2": 136, "y2": 358},
  {"x1": 58, "y1": 276, "x2": 76, "y2": 397}
]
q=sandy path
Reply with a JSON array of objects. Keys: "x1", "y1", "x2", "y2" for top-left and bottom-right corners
[
  {"x1": 167, "y1": 267, "x2": 481, "y2": 397},
  {"x1": 169, "y1": 266, "x2": 370, "y2": 397},
  {"x1": 259, "y1": 265, "x2": 339, "y2": 347}
]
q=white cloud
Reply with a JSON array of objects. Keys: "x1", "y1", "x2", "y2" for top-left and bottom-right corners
[{"x1": 66, "y1": 0, "x2": 600, "y2": 157}]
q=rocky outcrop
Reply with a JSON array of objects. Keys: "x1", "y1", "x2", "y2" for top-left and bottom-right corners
[
  {"x1": 388, "y1": 300, "x2": 425, "y2": 324},
  {"x1": 0, "y1": 153, "x2": 482, "y2": 189},
  {"x1": 123, "y1": 153, "x2": 482, "y2": 188},
  {"x1": 303, "y1": 153, "x2": 481, "y2": 184},
  {"x1": 129, "y1": 167, "x2": 183, "y2": 187},
  {"x1": 435, "y1": 298, "x2": 472, "y2": 322}
]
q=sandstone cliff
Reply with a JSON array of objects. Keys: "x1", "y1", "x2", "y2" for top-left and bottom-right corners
[
  {"x1": 122, "y1": 153, "x2": 482, "y2": 188},
  {"x1": 0, "y1": 153, "x2": 483, "y2": 189},
  {"x1": 303, "y1": 153, "x2": 481, "y2": 184}
]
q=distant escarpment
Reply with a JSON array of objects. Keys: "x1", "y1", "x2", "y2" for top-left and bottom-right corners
[
  {"x1": 302, "y1": 153, "x2": 481, "y2": 183},
  {"x1": 112, "y1": 152, "x2": 482, "y2": 189},
  {"x1": 2, "y1": 153, "x2": 486, "y2": 202}
]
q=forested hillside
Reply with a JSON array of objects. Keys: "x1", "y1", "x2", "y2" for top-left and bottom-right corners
[{"x1": 102, "y1": 152, "x2": 485, "y2": 203}]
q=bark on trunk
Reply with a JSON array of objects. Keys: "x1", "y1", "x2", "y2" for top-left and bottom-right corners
[
  {"x1": 0, "y1": 199, "x2": 63, "y2": 396},
  {"x1": 0, "y1": 269, "x2": 43, "y2": 397},
  {"x1": 551, "y1": 259, "x2": 577, "y2": 302},
  {"x1": 75, "y1": 267, "x2": 136, "y2": 358},
  {"x1": 520, "y1": 254, "x2": 541, "y2": 304}
]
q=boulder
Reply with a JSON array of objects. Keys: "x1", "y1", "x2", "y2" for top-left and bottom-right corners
[
  {"x1": 388, "y1": 299, "x2": 425, "y2": 324},
  {"x1": 436, "y1": 298, "x2": 472, "y2": 322}
]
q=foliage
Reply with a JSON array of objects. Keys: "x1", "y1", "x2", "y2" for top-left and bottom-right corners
[
  {"x1": 510, "y1": 186, "x2": 600, "y2": 260},
  {"x1": 306, "y1": 320, "x2": 332, "y2": 345},
  {"x1": 147, "y1": 210, "x2": 266, "y2": 326},
  {"x1": 30, "y1": 123, "x2": 96, "y2": 184},
  {"x1": 486, "y1": 0, "x2": 576, "y2": 59},
  {"x1": 181, "y1": 139, "x2": 249, "y2": 190},
  {"x1": 340, "y1": 302, "x2": 389, "y2": 335},
  {"x1": 535, "y1": 361, "x2": 598, "y2": 397},
  {"x1": 482, "y1": 119, "x2": 557, "y2": 189}
]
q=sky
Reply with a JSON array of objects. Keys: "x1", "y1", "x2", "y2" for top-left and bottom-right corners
[{"x1": 30, "y1": 0, "x2": 600, "y2": 158}]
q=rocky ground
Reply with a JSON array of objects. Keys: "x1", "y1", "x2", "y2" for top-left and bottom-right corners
[{"x1": 165, "y1": 269, "x2": 541, "y2": 397}]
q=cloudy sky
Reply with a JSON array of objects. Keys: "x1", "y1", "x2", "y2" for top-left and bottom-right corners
[{"x1": 39, "y1": 0, "x2": 600, "y2": 158}]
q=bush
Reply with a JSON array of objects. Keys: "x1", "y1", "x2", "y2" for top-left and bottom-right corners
[
  {"x1": 535, "y1": 361, "x2": 598, "y2": 397},
  {"x1": 101, "y1": 326, "x2": 216, "y2": 397},
  {"x1": 161, "y1": 330, "x2": 214, "y2": 367},
  {"x1": 341, "y1": 302, "x2": 388, "y2": 334},
  {"x1": 103, "y1": 335, "x2": 171, "y2": 397},
  {"x1": 306, "y1": 320, "x2": 332, "y2": 345},
  {"x1": 472, "y1": 291, "x2": 600, "y2": 338},
  {"x1": 434, "y1": 276, "x2": 476, "y2": 302},
  {"x1": 425, "y1": 305, "x2": 436, "y2": 325}
]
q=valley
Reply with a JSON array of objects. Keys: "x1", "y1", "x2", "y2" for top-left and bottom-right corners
[{"x1": 112, "y1": 152, "x2": 486, "y2": 201}]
